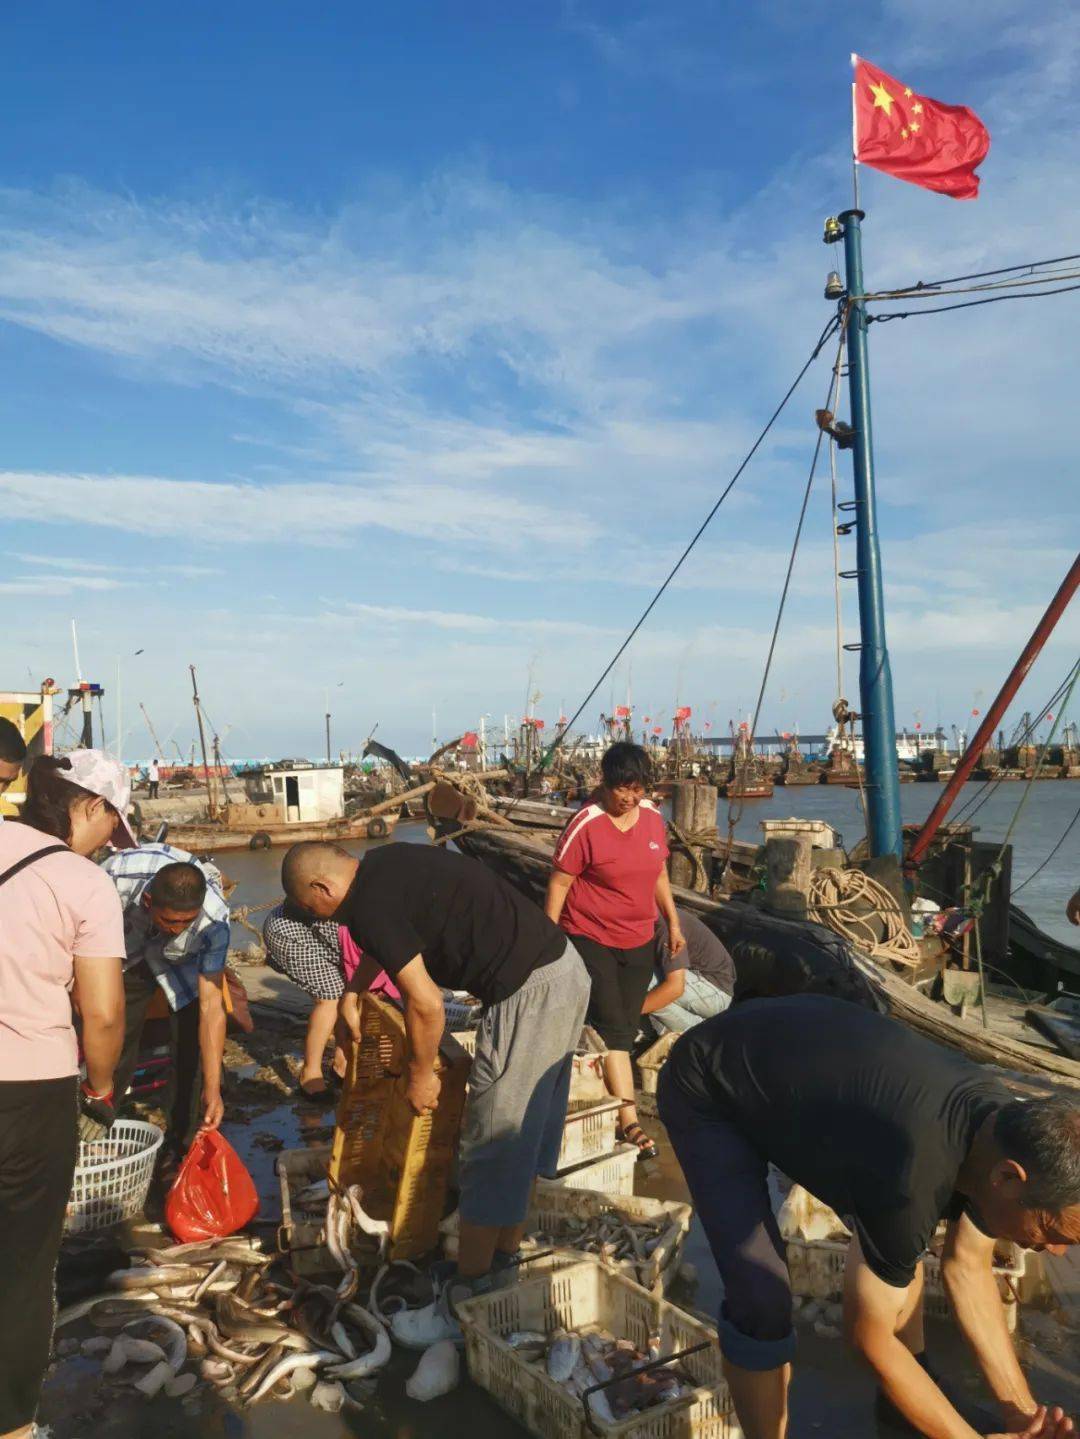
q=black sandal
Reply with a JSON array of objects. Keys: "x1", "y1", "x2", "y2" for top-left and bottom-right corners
[
  {"x1": 618, "y1": 1122, "x2": 659, "y2": 1162},
  {"x1": 295, "y1": 1080, "x2": 336, "y2": 1106}
]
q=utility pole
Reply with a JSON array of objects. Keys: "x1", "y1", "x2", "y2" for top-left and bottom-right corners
[
  {"x1": 189, "y1": 664, "x2": 218, "y2": 821},
  {"x1": 325, "y1": 688, "x2": 331, "y2": 764},
  {"x1": 834, "y1": 209, "x2": 902, "y2": 860}
]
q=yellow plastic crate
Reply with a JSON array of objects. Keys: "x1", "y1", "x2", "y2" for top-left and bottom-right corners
[{"x1": 456, "y1": 1257, "x2": 742, "y2": 1439}]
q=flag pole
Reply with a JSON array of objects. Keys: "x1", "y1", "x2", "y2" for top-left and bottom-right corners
[{"x1": 850, "y1": 54, "x2": 860, "y2": 210}]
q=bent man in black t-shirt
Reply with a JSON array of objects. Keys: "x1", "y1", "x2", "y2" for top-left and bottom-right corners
[
  {"x1": 283, "y1": 840, "x2": 592, "y2": 1342},
  {"x1": 659, "y1": 995, "x2": 1080, "y2": 1439}
]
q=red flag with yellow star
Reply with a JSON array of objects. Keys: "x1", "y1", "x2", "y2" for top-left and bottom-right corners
[{"x1": 853, "y1": 55, "x2": 990, "y2": 199}]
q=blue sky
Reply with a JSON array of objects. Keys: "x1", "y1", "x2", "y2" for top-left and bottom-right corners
[{"x1": 2, "y1": 1, "x2": 1078, "y2": 760}]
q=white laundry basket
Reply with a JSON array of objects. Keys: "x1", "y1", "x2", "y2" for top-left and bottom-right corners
[{"x1": 66, "y1": 1119, "x2": 164, "y2": 1233}]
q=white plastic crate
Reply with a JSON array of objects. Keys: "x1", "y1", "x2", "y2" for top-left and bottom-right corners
[
  {"x1": 456, "y1": 1257, "x2": 742, "y2": 1439},
  {"x1": 556, "y1": 1099, "x2": 621, "y2": 1173},
  {"x1": 785, "y1": 1237, "x2": 1025, "y2": 1334},
  {"x1": 526, "y1": 1188, "x2": 692, "y2": 1295},
  {"x1": 542, "y1": 1143, "x2": 638, "y2": 1196},
  {"x1": 66, "y1": 1120, "x2": 163, "y2": 1234},
  {"x1": 636, "y1": 1033, "x2": 677, "y2": 1097},
  {"x1": 760, "y1": 817, "x2": 841, "y2": 849}
]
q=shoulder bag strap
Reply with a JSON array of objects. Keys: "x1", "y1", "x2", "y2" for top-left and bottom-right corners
[{"x1": 0, "y1": 844, "x2": 70, "y2": 890}]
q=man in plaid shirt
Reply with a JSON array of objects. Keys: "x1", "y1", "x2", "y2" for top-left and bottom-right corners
[{"x1": 103, "y1": 843, "x2": 230, "y2": 1165}]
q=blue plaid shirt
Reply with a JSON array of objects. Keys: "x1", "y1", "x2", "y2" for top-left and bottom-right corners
[{"x1": 102, "y1": 843, "x2": 231, "y2": 1012}]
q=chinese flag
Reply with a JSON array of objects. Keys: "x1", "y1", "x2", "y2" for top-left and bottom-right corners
[{"x1": 853, "y1": 56, "x2": 989, "y2": 199}]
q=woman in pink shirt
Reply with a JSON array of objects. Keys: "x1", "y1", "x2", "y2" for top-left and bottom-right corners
[
  {"x1": 0, "y1": 752, "x2": 128, "y2": 1439},
  {"x1": 546, "y1": 742, "x2": 684, "y2": 1161}
]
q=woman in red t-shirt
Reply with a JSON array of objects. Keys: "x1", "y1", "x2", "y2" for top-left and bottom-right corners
[{"x1": 546, "y1": 742, "x2": 684, "y2": 1160}]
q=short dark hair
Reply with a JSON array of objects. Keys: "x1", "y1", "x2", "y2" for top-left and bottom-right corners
[
  {"x1": 149, "y1": 862, "x2": 207, "y2": 911},
  {"x1": 21, "y1": 755, "x2": 85, "y2": 841},
  {"x1": 281, "y1": 840, "x2": 352, "y2": 895},
  {"x1": 994, "y1": 1099, "x2": 1080, "y2": 1211},
  {"x1": 0, "y1": 718, "x2": 27, "y2": 765},
  {"x1": 601, "y1": 742, "x2": 652, "y2": 789}
]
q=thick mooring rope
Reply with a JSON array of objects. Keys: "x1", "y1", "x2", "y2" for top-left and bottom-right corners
[{"x1": 807, "y1": 867, "x2": 920, "y2": 969}]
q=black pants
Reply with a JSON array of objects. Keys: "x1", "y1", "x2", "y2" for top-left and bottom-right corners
[
  {"x1": 0, "y1": 1076, "x2": 78, "y2": 1432},
  {"x1": 567, "y1": 932, "x2": 656, "y2": 1052},
  {"x1": 112, "y1": 961, "x2": 202, "y2": 1158},
  {"x1": 148, "y1": 781, "x2": 159, "y2": 799}
]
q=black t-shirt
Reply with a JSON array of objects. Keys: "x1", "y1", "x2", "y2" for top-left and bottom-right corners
[
  {"x1": 666, "y1": 994, "x2": 1010, "y2": 1287},
  {"x1": 654, "y1": 908, "x2": 735, "y2": 996},
  {"x1": 338, "y1": 843, "x2": 565, "y2": 1005}
]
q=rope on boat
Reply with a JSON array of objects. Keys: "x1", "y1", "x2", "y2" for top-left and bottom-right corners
[
  {"x1": 806, "y1": 867, "x2": 920, "y2": 969},
  {"x1": 666, "y1": 821, "x2": 719, "y2": 893}
]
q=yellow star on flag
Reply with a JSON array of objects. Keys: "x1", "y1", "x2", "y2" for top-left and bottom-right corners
[
  {"x1": 904, "y1": 87, "x2": 913, "y2": 97},
  {"x1": 869, "y1": 80, "x2": 895, "y2": 115},
  {"x1": 910, "y1": 121, "x2": 920, "y2": 133},
  {"x1": 913, "y1": 101, "x2": 923, "y2": 113},
  {"x1": 901, "y1": 127, "x2": 909, "y2": 139}
]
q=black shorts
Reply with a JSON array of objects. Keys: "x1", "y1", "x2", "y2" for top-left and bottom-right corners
[{"x1": 567, "y1": 932, "x2": 655, "y2": 1052}]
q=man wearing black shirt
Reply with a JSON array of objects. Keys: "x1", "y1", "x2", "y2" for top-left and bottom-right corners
[
  {"x1": 283, "y1": 841, "x2": 590, "y2": 1315},
  {"x1": 658, "y1": 995, "x2": 1080, "y2": 1439}
]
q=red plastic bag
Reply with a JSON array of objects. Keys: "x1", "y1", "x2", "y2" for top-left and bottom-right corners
[{"x1": 165, "y1": 1131, "x2": 259, "y2": 1241}]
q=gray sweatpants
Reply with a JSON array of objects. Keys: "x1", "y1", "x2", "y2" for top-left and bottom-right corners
[{"x1": 458, "y1": 942, "x2": 591, "y2": 1228}]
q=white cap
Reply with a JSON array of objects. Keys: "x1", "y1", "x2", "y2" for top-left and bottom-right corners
[{"x1": 64, "y1": 748, "x2": 138, "y2": 849}]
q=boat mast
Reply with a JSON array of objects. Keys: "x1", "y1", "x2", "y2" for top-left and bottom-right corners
[
  {"x1": 908, "y1": 551, "x2": 1080, "y2": 868},
  {"x1": 836, "y1": 209, "x2": 902, "y2": 860},
  {"x1": 189, "y1": 664, "x2": 218, "y2": 821}
]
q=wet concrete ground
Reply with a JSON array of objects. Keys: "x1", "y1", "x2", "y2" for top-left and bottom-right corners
[{"x1": 42, "y1": 989, "x2": 1080, "y2": 1438}]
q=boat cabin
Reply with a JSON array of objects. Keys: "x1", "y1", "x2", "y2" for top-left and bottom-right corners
[{"x1": 239, "y1": 762, "x2": 345, "y2": 824}]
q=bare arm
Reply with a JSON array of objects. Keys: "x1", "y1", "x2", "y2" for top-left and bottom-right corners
[
  {"x1": 545, "y1": 869, "x2": 575, "y2": 925},
  {"x1": 338, "y1": 953, "x2": 384, "y2": 1043},
  {"x1": 641, "y1": 966, "x2": 686, "y2": 1015},
  {"x1": 845, "y1": 1235, "x2": 1069, "y2": 1439},
  {"x1": 197, "y1": 973, "x2": 227, "y2": 1130},
  {"x1": 941, "y1": 1213, "x2": 1038, "y2": 1429},
  {"x1": 72, "y1": 955, "x2": 124, "y2": 1095},
  {"x1": 1067, "y1": 889, "x2": 1080, "y2": 926},
  {"x1": 654, "y1": 871, "x2": 686, "y2": 955},
  {"x1": 396, "y1": 955, "x2": 446, "y2": 1116}
]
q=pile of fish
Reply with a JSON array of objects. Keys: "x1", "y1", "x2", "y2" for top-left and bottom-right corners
[
  {"x1": 55, "y1": 1225, "x2": 392, "y2": 1413},
  {"x1": 506, "y1": 1326, "x2": 696, "y2": 1423},
  {"x1": 522, "y1": 1212, "x2": 669, "y2": 1287}
]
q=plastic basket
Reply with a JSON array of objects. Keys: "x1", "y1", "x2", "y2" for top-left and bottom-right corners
[
  {"x1": 444, "y1": 995, "x2": 482, "y2": 1029},
  {"x1": 526, "y1": 1188, "x2": 692, "y2": 1295},
  {"x1": 636, "y1": 1033, "x2": 678, "y2": 1097},
  {"x1": 556, "y1": 1100, "x2": 621, "y2": 1173},
  {"x1": 784, "y1": 1237, "x2": 1025, "y2": 1334},
  {"x1": 542, "y1": 1144, "x2": 638, "y2": 1196},
  {"x1": 457, "y1": 1257, "x2": 742, "y2": 1439},
  {"x1": 66, "y1": 1120, "x2": 164, "y2": 1234},
  {"x1": 277, "y1": 1145, "x2": 382, "y2": 1278},
  {"x1": 330, "y1": 993, "x2": 471, "y2": 1260},
  {"x1": 451, "y1": 1041, "x2": 609, "y2": 1107}
]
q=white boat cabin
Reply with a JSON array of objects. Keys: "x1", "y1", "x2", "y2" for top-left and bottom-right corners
[{"x1": 241, "y1": 762, "x2": 345, "y2": 824}]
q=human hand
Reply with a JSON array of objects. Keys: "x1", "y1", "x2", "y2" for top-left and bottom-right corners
[
  {"x1": 1066, "y1": 889, "x2": 1080, "y2": 926},
  {"x1": 77, "y1": 1084, "x2": 115, "y2": 1143},
  {"x1": 200, "y1": 1092, "x2": 225, "y2": 1131},
  {"x1": 668, "y1": 922, "x2": 687, "y2": 958},
  {"x1": 990, "y1": 1406, "x2": 1076, "y2": 1439},
  {"x1": 406, "y1": 1069, "x2": 441, "y2": 1117}
]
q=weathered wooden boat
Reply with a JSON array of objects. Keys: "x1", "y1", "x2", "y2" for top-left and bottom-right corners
[
  {"x1": 720, "y1": 724, "x2": 774, "y2": 799},
  {"x1": 165, "y1": 808, "x2": 401, "y2": 852}
]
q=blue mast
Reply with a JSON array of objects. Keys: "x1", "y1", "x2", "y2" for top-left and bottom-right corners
[{"x1": 836, "y1": 209, "x2": 903, "y2": 860}]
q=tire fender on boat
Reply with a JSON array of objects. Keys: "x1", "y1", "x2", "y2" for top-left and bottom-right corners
[
  {"x1": 249, "y1": 831, "x2": 272, "y2": 851},
  {"x1": 366, "y1": 816, "x2": 389, "y2": 839}
]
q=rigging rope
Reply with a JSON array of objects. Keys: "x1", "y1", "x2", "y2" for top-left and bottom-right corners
[
  {"x1": 722, "y1": 320, "x2": 849, "y2": 861},
  {"x1": 540, "y1": 313, "x2": 842, "y2": 765},
  {"x1": 909, "y1": 250, "x2": 1080, "y2": 292},
  {"x1": 870, "y1": 281, "x2": 1080, "y2": 323},
  {"x1": 1012, "y1": 794, "x2": 1080, "y2": 897}
]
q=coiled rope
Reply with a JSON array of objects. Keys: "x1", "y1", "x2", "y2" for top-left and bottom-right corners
[{"x1": 807, "y1": 867, "x2": 920, "y2": 969}]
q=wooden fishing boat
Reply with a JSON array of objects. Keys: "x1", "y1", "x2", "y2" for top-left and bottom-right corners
[{"x1": 165, "y1": 808, "x2": 400, "y2": 852}]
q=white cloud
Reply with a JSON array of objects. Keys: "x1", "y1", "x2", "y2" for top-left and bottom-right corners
[{"x1": 0, "y1": 469, "x2": 597, "y2": 550}]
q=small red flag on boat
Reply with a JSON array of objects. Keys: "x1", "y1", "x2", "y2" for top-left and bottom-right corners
[
  {"x1": 853, "y1": 55, "x2": 989, "y2": 199},
  {"x1": 674, "y1": 706, "x2": 692, "y2": 722},
  {"x1": 652, "y1": 726, "x2": 662, "y2": 736},
  {"x1": 614, "y1": 705, "x2": 631, "y2": 718}
]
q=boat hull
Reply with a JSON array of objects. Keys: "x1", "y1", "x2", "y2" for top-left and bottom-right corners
[{"x1": 164, "y1": 810, "x2": 401, "y2": 852}]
